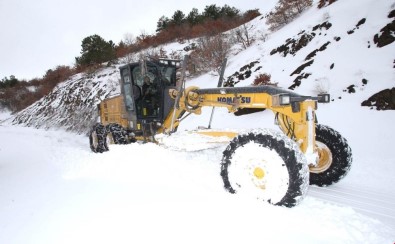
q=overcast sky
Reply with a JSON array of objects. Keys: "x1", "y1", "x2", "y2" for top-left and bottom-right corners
[{"x1": 0, "y1": 0, "x2": 263, "y2": 80}]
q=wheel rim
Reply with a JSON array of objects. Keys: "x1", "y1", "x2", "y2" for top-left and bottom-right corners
[
  {"x1": 252, "y1": 166, "x2": 266, "y2": 190},
  {"x1": 309, "y1": 141, "x2": 333, "y2": 173},
  {"x1": 107, "y1": 133, "x2": 114, "y2": 144},
  {"x1": 253, "y1": 167, "x2": 265, "y2": 179},
  {"x1": 91, "y1": 131, "x2": 99, "y2": 148},
  {"x1": 227, "y1": 142, "x2": 290, "y2": 203}
]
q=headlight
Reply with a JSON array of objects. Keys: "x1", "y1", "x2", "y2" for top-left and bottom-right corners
[
  {"x1": 318, "y1": 94, "x2": 330, "y2": 103},
  {"x1": 272, "y1": 94, "x2": 291, "y2": 106}
]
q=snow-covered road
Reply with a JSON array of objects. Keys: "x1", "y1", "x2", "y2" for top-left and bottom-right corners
[
  {"x1": 309, "y1": 185, "x2": 395, "y2": 229},
  {"x1": 0, "y1": 125, "x2": 394, "y2": 243}
]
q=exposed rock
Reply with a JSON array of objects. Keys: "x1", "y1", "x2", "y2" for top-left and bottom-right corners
[
  {"x1": 373, "y1": 11, "x2": 395, "y2": 48},
  {"x1": 271, "y1": 21, "x2": 334, "y2": 59},
  {"x1": 305, "y1": 41, "x2": 331, "y2": 61},
  {"x1": 183, "y1": 43, "x2": 197, "y2": 51},
  {"x1": 224, "y1": 61, "x2": 260, "y2": 87},
  {"x1": 356, "y1": 18, "x2": 366, "y2": 27},
  {"x1": 374, "y1": 21, "x2": 395, "y2": 47},
  {"x1": 346, "y1": 85, "x2": 356, "y2": 93},
  {"x1": 288, "y1": 73, "x2": 311, "y2": 90},
  {"x1": 388, "y1": 9, "x2": 395, "y2": 18},
  {"x1": 361, "y1": 87, "x2": 395, "y2": 110},
  {"x1": 290, "y1": 60, "x2": 314, "y2": 76},
  {"x1": 270, "y1": 33, "x2": 315, "y2": 57},
  {"x1": 347, "y1": 18, "x2": 368, "y2": 35},
  {"x1": 312, "y1": 21, "x2": 332, "y2": 31}
]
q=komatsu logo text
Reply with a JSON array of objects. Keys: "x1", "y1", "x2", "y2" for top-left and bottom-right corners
[{"x1": 217, "y1": 96, "x2": 251, "y2": 104}]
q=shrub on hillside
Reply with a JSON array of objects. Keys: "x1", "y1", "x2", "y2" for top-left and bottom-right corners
[
  {"x1": 189, "y1": 34, "x2": 231, "y2": 75},
  {"x1": 318, "y1": 0, "x2": 338, "y2": 9},
  {"x1": 0, "y1": 65, "x2": 75, "y2": 113},
  {"x1": 0, "y1": 82, "x2": 40, "y2": 112},
  {"x1": 231, "y1": 24, "x2": 256, "y2": 50},
  {"x1": 41, "y1": 66, "x2": 73, "y2": 90},
  {"x1": 266, "y1": 0, "x2": 313, "y2": 30},
  {"x1": 253, "y1": 73, "x2": 278, "y2": 86}
]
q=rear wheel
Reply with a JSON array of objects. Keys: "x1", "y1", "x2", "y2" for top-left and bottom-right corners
[
  {"x1": 221, "y1": 129, "x2": 309, "y2": 207},
  {"x1": 106, "y1": 123, "x2": 129, "y2": 144},
  {"x1": 89, "y1": 123, "x2": 109, "y2": 153},
  {"x1": 309, "y1": 124, "x2": 352, "y2": 186}
]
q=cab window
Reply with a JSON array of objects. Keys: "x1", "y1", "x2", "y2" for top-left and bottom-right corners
[{"x1": 132, "y1": 66, "x2": 161, "y2": 118}]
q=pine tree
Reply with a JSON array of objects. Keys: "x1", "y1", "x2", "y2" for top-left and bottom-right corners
[
  {"x1": 75, "y1": 34, "x2": 116, "y2": 67},
  {"x1": 220, "y1": 5, "x2": 240, "y2": 19},
  {"x1": 186, "y1": 8, "x2": 202, "y2": 26},
  {"x1": 0, "y1": 76, "x2": 19, "y2": 89},
  {"x1": 203, "y1": 4, "x2": 222, "y2": 20},
  {"x1": 171, "y1": 10, "x2": 185, "y2": 26},
  {"x1": 156, "y1": 16, "x2": 170, "y2": 32}
]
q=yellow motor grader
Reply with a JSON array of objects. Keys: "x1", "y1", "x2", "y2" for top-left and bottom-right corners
[{"x1": 89, "y1": 57, "x2": 352, "y2": 207}]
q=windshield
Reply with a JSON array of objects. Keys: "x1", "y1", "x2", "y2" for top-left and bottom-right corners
[{"x1": 132, "y1": 66, "x2": 161, "y2": 118}]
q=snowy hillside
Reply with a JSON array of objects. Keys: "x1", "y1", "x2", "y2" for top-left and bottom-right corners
[
  {"x1": 1, "y1": 0, "x2": 395, "y2": 243},
  {"x1": 4, "y1": 67, "x2": 121, "y2": 133},
  {"x1": 4, "y1": 0, "x2": 394, "y2": 132}
]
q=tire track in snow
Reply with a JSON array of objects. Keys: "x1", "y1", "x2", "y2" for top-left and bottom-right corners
[{"x1": 308, "y1": 185, "x2": 395, "y2": 229}]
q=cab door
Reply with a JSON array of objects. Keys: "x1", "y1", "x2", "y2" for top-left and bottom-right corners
[{"x1": 131, "y1": 65, "x2": 163, "y2": 121}]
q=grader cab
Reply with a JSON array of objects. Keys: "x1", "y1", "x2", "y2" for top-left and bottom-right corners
[
  {"x1": 89, "y1": 57, "x2": 352, "y2": 207},
  {"x1": 93, "y1": 58, "x2": 181, "y2": 143}
]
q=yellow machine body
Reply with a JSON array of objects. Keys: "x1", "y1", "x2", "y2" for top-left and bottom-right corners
[{"x1": 94, "y1": 59, "x2": 330, "y2": 166}]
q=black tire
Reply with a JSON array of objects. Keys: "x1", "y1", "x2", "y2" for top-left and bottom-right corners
[
  {"x1": 221, "y1": 129, "x2": 309, "y2": 207},
  {"x1": 309, "y1": 124, "x2": 352, "y2": 186},
  {"x1": 89, "y1": 123, "x2": 109, "y2": 153},
  {"x1": 106, "y1": 123, "x2": 129, "y2": 144}
]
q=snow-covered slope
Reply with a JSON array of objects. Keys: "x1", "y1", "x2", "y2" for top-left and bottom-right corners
[
  {"x1": 3, "y1": 0, "x2": 394, "y2": 133},
  {"x1": 4, "y1": 67, "x2": 121, "y2": 133}
]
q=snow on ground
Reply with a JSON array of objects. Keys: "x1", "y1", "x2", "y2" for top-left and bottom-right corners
[
  {"x1": 0, "y1": 108, "x2": 11, "y2": 122},
  {"x1": 1, "y1": 98, "x2": 395, "y2": 243}
]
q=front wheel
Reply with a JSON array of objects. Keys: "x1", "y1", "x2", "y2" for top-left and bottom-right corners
[
  {"x1": 220, "y1": 129, "x2": 309, "y2": 207},
  {"x1": 309, "y1": 124, "x2": 352, "y2": 186}
]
